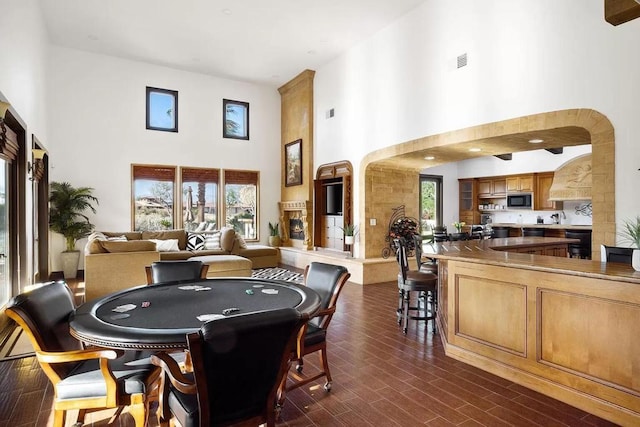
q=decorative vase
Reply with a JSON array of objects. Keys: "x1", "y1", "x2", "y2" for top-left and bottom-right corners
[
  {"x1": 345, "y1": 236, "x2": 354, "y2": 245},
  {"x1": 61, "y1": 251, "x2": 80, "y2": 279},
  {"x1": 633, "y1": 249, "x2": 640, "y2": 271},
  {"x1": 268, "y1": 236, "x2": 281, "y2": 247}
]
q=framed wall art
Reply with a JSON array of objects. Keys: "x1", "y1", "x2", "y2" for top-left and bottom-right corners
[
  {"x1": 146, "y1": 87, "x2": 178, "y2": 132},
  {"x1": 223, "y1": 99, "x2": 249, "y2": 140},
  {"x1": 285, "y1": 139, "x2": 302, "y2": 187}
]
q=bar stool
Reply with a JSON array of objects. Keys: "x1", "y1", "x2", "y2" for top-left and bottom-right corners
[
  {"x1": 412, "y1": 234, "x2": 437, "y2": 274},
  {"x1": 395, "y1": 238, "x2": 438, "y2": 334},
  {"x1": 565, "y1": 230, "x2": 592, "y2": 259},
  {"x1": 522, "y1": 228, "x2": 545, "y2": 237},
  {"x1": 491, "y1": 227, "x2": 510, "y2": 238}
]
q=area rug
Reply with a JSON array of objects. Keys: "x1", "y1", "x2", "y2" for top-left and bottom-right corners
[{"x1": 251, "y1": 267, "x2": 303, "y2": 283}]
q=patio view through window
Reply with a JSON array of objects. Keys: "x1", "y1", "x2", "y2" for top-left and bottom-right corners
[{"x1": 132, "y1": 164, "x2": 259, "y2": 240}]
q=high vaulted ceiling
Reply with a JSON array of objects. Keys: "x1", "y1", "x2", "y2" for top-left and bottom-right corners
[{"x1": 39, "y1": 0, "x2": 426, "y2": 87}]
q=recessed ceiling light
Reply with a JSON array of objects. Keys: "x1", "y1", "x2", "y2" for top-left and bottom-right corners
[
  {"x1": 469, "y1": 148, "x2": 481, "y2": 152},
  {"x1": 424, "y1": 156, "x2": 435, "y2": 160},
  {"x1": 222, "y1": 8, "x2": 232, "y2": 15},
  {"x1": 529, "y1": 138, "x2": 544, "y2": 144}
]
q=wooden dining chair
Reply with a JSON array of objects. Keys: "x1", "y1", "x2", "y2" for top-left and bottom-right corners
[
  {"x1": 279, "y1": 262, "x2": 350, "y2": 403},
  {"x1": 5, "y1": 281, "x2": 159, "y2": 427},
  {"x1": 145, "y1": 260, "x2": 209, "y2": 284},
  {"x1": 150, "y1": 308, "x2": 305, "y2": 427}
]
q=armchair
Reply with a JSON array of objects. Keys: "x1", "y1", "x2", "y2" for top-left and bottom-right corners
[
  {"x1": 5, "y1": 282, "x2": 159, "y2": 427},
  {"x1": 150, "y1": 308, "x2": 305, "y2": 427},
  {"x1": 145, "y1": 260, "x2": 209, "y2": 284},
  {"x1": 281, "y1": 262, "x2": 350, "y2": 400}
]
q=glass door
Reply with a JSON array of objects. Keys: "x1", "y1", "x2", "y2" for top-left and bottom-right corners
[
  {"x1": 0, "y1": 159, "x2": 10, "y2": 306},
  {"x1": 419, "y1": 175, "x2": 443, "y2": 239}
]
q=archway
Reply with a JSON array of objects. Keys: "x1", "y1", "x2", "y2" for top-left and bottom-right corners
[{"x1": 359, "y1": 109, "x2": 614, "y2": 260}]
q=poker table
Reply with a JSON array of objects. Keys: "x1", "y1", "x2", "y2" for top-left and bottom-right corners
[{"x1": 69, "y1": 277, "x2": 321, "y2": 350}]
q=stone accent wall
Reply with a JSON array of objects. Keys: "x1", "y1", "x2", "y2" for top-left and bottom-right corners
[{"x1": 362, "y1": 165, "x2": 419, "y2": 259}]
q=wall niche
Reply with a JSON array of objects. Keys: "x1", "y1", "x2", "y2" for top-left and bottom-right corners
[{"x1": 314, "y1": 161, "x2": 352, "y2": 251}]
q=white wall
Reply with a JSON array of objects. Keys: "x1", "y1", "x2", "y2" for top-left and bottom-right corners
[
  {"x1": 48, "y1": 47, "x2": 281, "y2": 270},
  {"x1": 0, "y1": 0, "x2": 50, "y2": 285},
  {"x1": 314, "y1": 0, "x2": 640, "y2": 247}
]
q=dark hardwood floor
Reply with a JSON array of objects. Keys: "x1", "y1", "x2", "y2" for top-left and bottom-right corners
[{"x1": 0, "y1": 272, "x2": 619, "y2": 426}]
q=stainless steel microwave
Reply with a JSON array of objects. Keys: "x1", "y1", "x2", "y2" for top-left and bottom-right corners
[{"x1": 507, "y1": 193, "x2": 532, "y2": 209}]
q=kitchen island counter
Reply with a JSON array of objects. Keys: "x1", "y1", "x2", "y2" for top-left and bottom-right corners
[{"x1": 427, "y1": 238, "x2": 640, "y2": 426}]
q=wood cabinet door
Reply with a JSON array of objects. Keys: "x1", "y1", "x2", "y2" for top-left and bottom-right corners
[
  {"x1": 506, "y1": 177, "x2": 519, "y2": 192},
  {"x1": 506, "y1": 175, "x2": 533, "y2": 192},
  {"x1": 492, "y1": 179, "x2": 506, "y2": 196},
  {"x1": 478, "y1": 180, "x2": 492, "y2": 197},
  {"x1": 535, "y1": 173, "x2": 562, "y2": 210},
  {"x1": 519, "y1": 175, "x2": 534, "y2": 192}
]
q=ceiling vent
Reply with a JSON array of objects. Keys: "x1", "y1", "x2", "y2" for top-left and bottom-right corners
[
  {"x1": 548, "y1": 153, "x2": 592, "y2": 201},
  {"x1": 457, "y1": 53, "x2": 468, "y2": 69}
]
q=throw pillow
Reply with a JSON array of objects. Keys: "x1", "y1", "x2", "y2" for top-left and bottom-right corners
[
  {"x1": 149, "y1": 239, "x2": 180, "y2": 252},
  {"x1": 204, "y1": 231, "x2": 221, "y2": 250},
  {"x1": 187, "y1": 232, "x2": 206, "y2": 251},
  {"x1": 236, "y1": 234, "x2": 248, "y2": 249},
  {"x1": 87, "y1": 231, "x2": 107, "y2": 241},
  {"x1": 107, "y1": 235, "x2": 127, "y2": 241}
]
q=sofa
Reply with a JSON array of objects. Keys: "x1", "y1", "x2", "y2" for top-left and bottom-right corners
[{"x1": 84, "y1": 227, "x2": 279, "y2": 301}]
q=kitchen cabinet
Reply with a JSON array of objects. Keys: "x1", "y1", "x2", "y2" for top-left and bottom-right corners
[
  {"x1": 535, "y1": 172, "x2": 563, "y2": 211},
  {"x1": 506, "y1": 174, "x2": 534, "y2": 193},
  {"x1": 478, "y1": 178, "x2": 507, "y2": 198},
  {"x1": 458, "y1": 179, "x2": 479, "y2": 225}
]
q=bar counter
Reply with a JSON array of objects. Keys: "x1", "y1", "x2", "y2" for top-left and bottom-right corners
[{"x1": 424, "y1": 238, "x2": 640, "y2": 426}]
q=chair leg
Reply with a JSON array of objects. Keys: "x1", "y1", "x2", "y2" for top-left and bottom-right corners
[
  {"x1": 318, "y1": 345, "x2": 332, "y2": 391},
  {"x1": 128, "y1": 395, "x2": 147, "y2": 427},
  {"x1": 397, "y1": 289, "x2": 404, "y2": 325},
  {"x1": 53, "y1": 409, "x2": 66, "y2": 427},
  {"x1": 403, "y1": 290, "x2": 410, "y2": 334}
]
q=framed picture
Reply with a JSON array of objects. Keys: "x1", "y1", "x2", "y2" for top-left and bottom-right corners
[
  {"x1": 285, "y1": 139, "x2": 302, "y2": 187},
  {"x1": 223, "y1": 99, "x2": 249, "y2": 140},
  {"x1": 146, "y1": 87, "x2": 178, "y2": 132}
]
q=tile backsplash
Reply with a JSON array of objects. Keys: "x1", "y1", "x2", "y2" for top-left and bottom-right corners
[{"x1": 490, "y1": 201, "x2": 592, "y2": 225}]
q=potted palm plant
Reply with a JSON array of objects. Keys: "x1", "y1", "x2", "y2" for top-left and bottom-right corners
[
  {"x1": 49, "y1": 182, "x2": 99, "y2": 278},
  {"x1": 268, "y1": 222, "x2": 281, "y2": 247},
  {"x1": 619, "y1": 215, "x2": 640, "y2": 271}
]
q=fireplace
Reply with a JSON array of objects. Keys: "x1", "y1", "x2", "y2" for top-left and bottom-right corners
[{"x1": 278, "y1": 200, "x2": 312, "y2": 249}]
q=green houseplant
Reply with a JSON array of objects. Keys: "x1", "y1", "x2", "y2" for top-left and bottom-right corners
[
  {"x1": 49, "y1": 182, "x2": 99, "y2": 278},
  {"x1": 339, "y1": 223, "x2": 358, "y2": 245},
  {"x1": 619, "y1": 215, "x2": 640, "y2": 271},
  {"x1": 268, "y1": 221, "x2": 281, "y2": 247}
]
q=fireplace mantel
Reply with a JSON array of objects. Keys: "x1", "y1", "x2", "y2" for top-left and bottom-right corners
[{"x1": 278, "y1": 200, "x2": 313, "y2": 250}]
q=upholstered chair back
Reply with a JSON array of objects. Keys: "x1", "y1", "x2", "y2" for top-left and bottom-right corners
[
  {"x1": 303, "y1": 262, "x2": 349, "y2": 328},
  {"x1": 6, "y1": 282, "x2": 82, "y2": 377},
  {"x1": 148, "y1": 260, "x2": 207, "y2": 284},
  {"x1": 190, "y1": 308, "x2": 303, "y2": 426}
]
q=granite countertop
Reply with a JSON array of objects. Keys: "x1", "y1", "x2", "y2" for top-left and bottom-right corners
[
  {"x1": 421, "y1": 238, "x2": 639, "y2": 283},
  {"x1": 490, "y1": 223, "x2": 592, "y2": 230}
]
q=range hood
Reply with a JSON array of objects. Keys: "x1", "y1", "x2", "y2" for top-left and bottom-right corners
[{"x1": 548, "y1": 153, "x2": 592, "y2": 201}]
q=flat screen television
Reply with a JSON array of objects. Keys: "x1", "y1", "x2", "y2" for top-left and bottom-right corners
[{"x1": 325, "y1": 183, "x2": 343, "y2": 215}]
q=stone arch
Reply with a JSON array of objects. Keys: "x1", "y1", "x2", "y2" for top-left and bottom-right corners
[{"x1": 359, "y1": 109, "x2": 614, "y2": 260}]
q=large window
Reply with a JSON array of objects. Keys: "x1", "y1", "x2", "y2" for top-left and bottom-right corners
[
  {"x1": 181, "y1": 167, "x2": 219, "y2": 231},
  {"x1": 132, "y1": 165, "x2": 176, "y2": 231},
  {"x1": 224, "y1": 170, "x2": 259, "y2": 240}
]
